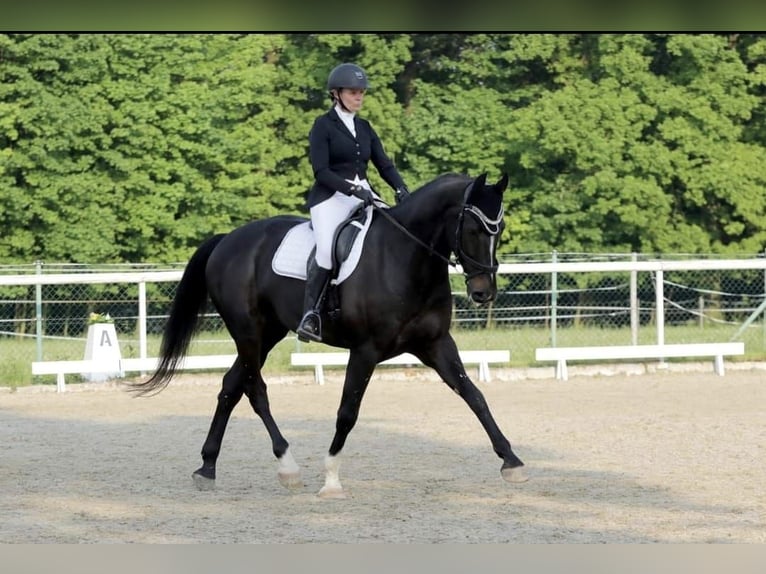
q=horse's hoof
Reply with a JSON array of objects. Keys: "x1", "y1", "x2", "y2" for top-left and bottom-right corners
[
  {"x1": 278, "y1": 470, "x2": 304, "y2": 490},
  {"x1": 501, "y1": 465, "x2": 529, "y2": 484},
  {"x1": 192, "y1": 471, "x2": 216, "y2": 491},
  {"x1": 317, "y1": 485, "x2": 347, "y2": 499}
]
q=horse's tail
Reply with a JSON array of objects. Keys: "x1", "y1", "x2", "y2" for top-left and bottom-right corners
[{"x1": 129, "y1": 233, "x2": 227, "y2": 396}]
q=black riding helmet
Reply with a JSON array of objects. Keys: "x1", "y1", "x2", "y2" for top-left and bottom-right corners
[{"x1": 327, "y1": 63, "x2": 369, "y2": 92}]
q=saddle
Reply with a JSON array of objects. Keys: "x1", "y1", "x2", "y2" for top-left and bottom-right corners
[
  {"x1": 317, "y1": 205, "x2": 368, "y2": 320},
  {"x1": 271, "y1": 204, "x2": 376, "y2": 286},
  {"x1": 329, "y1": 205, "x2": 367, "y2": 276}
]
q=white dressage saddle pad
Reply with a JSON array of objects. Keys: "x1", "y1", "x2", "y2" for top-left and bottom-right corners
[{"x1": 271, "y1": 206, "x2": 374, "y2": 285}]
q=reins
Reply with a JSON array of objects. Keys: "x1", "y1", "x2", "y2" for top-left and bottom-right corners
[{"x1": 373, "y1": 204, "x2": 458, "y2": 268}]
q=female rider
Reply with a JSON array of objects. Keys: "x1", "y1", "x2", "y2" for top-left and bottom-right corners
[{"x1": 296, "y1": 62, "x2": 410, "y2": 343}]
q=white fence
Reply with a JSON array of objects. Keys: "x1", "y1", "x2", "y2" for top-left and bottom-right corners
[
  {"x1": 2, "y1": 256, "x2": 766, "y2": 377},
  {"x1": 499, "y1": 257, "x2": 766, "y2": 347}
]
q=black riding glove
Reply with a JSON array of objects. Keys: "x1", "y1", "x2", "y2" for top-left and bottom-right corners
[
  {"x1": 349, "y1": 184, "x2": 374, "y2": 207},
  {"x1": 394, "y1": 186, "x2": 411, "y2": 204}
]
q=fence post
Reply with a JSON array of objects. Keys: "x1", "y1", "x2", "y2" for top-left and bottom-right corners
[
  {"x1": 484, "y1": 300, "x2": 494, "y2": 330},
  {"x1": 138, "y1": 280, "x2": 148, "y2": 361},
  {"x1": 630, "y1": 252, "x2": 638, "y2": 345},
  {"x1": 550, "y1": 250, "x2": 558, "y2": 347},
  {"x1": 655, "y1": 269, "x2": 665, "y2": 347},
  {"x1": 35, "y1": 260, "x2": 43, "y2": 362}
]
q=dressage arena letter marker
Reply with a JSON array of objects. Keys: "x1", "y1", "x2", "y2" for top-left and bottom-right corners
[
  {"x1": 82, "y1": 322, "x2": 123, "y2": 382},
  {"x1": 100, "y1": 330, "x2": 113, "y2": 346}
]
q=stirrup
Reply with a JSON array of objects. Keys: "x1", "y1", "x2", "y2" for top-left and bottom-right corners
[{"x1": 296, "y1": 311, "x2": 322, "y2": 343}]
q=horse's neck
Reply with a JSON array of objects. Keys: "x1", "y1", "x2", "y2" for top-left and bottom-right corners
[{"x1": 395, "y1": 183, "x2": 465, "y2": 249}]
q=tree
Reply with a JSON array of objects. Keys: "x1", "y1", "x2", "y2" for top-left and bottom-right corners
[
  {"x1": 505, "y1": 33, "x2": 766, "y2": 255},
  {"x1": 0, "y1": 34, "x2": 121, "y2": 262},
  {"x1": 2, "y1": 33, "x2": 766, "y2": 265}
]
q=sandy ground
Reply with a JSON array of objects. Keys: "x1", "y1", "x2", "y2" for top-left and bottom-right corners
[{"x1": 1, "y1": 365, "x2": 765, "y2": 543}]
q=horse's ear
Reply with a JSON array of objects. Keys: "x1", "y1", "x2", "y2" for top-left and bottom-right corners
[
  {"x1": 473, "y1": 172, "x2": 487, "y2": 191},
  {"x1": 495, "y1": 173, "x2": 509, "y2": 193},
  {"x1": 465, "y1": 172, "x2": 487, "y2": 203}
]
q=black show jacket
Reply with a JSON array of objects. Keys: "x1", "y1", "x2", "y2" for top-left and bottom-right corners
[{"x1": 307, "y1": 108, "x2": 406, "y2": 208}]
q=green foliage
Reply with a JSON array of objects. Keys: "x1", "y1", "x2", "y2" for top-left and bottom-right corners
[
  {"x1": 505, "y1": 33, "x2": 766, "y2": 256},
  {"x1": 1, "y1": 33, "x2": 765, "y2": 265}
]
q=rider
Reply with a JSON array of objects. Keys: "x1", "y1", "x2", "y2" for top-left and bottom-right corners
[{"x1": 296, "y1": 62, "x2": 411, "y2": 343}]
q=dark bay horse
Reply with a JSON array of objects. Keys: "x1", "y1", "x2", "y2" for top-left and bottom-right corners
[{"x1": 131, "y1": 172, "x2": 527, "y2": 498}]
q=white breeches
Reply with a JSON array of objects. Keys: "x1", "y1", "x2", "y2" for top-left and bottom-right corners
[{"x1": 310, "y1": 179, "x2": 378, "y2": 270}]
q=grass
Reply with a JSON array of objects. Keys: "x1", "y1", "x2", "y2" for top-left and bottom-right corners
[{"x1": 3, "y1": 322, "x2": 765, "y2": 389}]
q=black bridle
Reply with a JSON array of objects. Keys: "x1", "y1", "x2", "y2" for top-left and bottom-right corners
[
  {"x1": 373, "y1": 184, "x2": 504, "y2": 282},
  {"x1": 454, "y1": 203, "x2": 503, "y2": 280}
]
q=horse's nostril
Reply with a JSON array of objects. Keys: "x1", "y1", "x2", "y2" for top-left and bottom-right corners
[
  {"x1": 470, "y1": 289, "x2": 497, "y2": 304},
  {"x1": 471, "y1": 291, "x2": 487, "y2": 303}
]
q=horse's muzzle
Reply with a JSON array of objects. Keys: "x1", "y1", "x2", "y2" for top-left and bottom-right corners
[{"x1": 467, "y1": 275, "x2": 496, "y2": 305}]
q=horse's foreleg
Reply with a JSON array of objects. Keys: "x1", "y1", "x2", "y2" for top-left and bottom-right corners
[
  {"x1": 419, "y1": 337, "x2": 528, "y2": 484},
  {"x1": 319, "y1": 352, "x2": 376, "y2": 499},
  {"x1": 319, "y1": 452, "x2": 345, "y2": 499}
]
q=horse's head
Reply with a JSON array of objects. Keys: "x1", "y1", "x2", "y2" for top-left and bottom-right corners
[{"x1": 456, "y1": 172, "x2": 508, "y2": 305}]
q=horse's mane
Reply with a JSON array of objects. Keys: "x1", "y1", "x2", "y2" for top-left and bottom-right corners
[
  {"x1": 385, "y1": 173, "x2": 471, "y2": 230},
  {"x1": 412, "y1": 172, "x2": 471, "y2": 196}
]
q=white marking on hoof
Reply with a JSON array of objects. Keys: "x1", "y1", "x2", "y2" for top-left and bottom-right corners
[
  {"x1": 501, "y1": 466, "x2": 529, "y2": 484},
  {"x1": 317, "y1": 454, "x2": 346, "y2": 500},
  {"x1": 317, "y1": 485, "x2": 347, "y2": 499},
  {"x1": 277, "y1": 448, "x2": 303, "y2": 490},
  {"x1": 192, "y1": 472, "x2": 216, "y2": 491},
  {"x1": 278, "y1": 471, "x2": 303, "y2": 489}
]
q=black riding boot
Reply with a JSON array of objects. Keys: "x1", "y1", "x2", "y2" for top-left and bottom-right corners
[{"x1": 296, "y1": 264, "x2": 332, "y2": 343}]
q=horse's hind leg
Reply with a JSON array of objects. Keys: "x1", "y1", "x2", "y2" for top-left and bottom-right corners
[
  {"x1": 194, "y1": 350, "x2": 301, "y2": 491},
  {"x1": 242, "y1": 330, "x2": 303, "y2": 490},
  {"x1": 193, "y1": 358, "x2": 247, "y2": 490}
]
